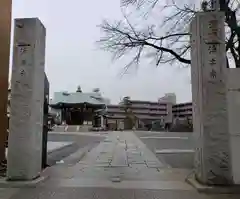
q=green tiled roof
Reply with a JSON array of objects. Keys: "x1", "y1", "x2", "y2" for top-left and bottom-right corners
[{"x1": 50, "y1": 92, "x2": 106, "y2": 106}]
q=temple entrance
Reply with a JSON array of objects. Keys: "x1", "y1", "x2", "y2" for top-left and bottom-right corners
[
  {"x1": 51, "y1": 102, "x2": 105, "y2": 126},
  {"x1": 68, "y1": 109, "x2": 84, "y2": 125}
]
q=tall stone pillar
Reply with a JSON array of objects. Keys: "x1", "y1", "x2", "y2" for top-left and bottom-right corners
[
  {"x1": 7, "y1": 18, "x2": 46, "y2": 180},
  {"x1": 0, "y1": 0, "x2": 12, "y2": 163},
  {"x1": 190, "y1": 12, "x2": 233, "y2": 185}
]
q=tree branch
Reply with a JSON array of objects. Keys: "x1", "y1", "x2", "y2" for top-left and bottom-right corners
[{"x1": 98, "y1": 0, "x2": 240, "y2": 70}]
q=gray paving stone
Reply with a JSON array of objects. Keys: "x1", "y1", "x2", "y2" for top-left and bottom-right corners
[
  {"x1": 111, "y1": 149, "x2": 127, "y2": 167},
  {"x1": 145, "y1": 160, "x2": 164, "y2": 168},
  {"x1": 0, "y1": 188, "x2": 19, "y2": 199},
  {"x1": 94, "y1": 164, "x2": 110, "y2": 167},
  {"x1": 110, "y1": 176, "x2": 121, "y2": 183},
  {"x1": 127, "y1": 156, "x2": 145, "y2": 164}
]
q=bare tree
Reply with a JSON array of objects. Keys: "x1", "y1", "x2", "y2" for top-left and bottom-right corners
[{"x1": 97, "y1": 0, "x2": 240, "y2": 70}]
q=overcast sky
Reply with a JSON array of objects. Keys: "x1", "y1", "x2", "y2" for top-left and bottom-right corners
[{"x1": 12, "y1": 0, "x2": 192, "y2": 104}]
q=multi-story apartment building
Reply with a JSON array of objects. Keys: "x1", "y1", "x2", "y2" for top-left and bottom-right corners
[
  {"x1": 172, "y1": 102, "x2": 192, "y2": 120},
  {"x1": 103, "y1": 95, "x2": 193, "y2": 130},
  {"x1": 104, "y1": 99, "x2": 173, "y2": 130},
  {"x1": 171, "y1": 102, "x2": 193, "y2": 131},
  {"x1": 108, "y1": 100, "x2": 168, "y2": 119}
]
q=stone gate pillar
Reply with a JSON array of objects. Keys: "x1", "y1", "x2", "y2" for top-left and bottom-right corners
[
  {"x1": 7, "y1": 18, "x2": 46, "y2": 180},
  {"x1": 190, "y1": 12, "x2": 233, "y2": 185},
  {"x1": 0, "y1": 0, "x2": 12, "y2": 164}
]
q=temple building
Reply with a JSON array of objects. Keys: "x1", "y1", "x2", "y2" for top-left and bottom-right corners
[{"x1": 49, "y1": 87, "x2": 110, "y2": 126}]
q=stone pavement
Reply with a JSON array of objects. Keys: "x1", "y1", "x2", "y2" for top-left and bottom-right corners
[
  {"x1": 42, "y1": 131, "x2": 190, "y2": 185},
  {"x1": 2, "y1": 131, "x2": 240, "y2": 198}
]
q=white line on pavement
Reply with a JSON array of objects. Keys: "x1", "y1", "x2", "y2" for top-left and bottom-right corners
[
  {"x1": 140, "y1": 136, "x2": 189, "y2": 140},
  {"x1": 155, "y1": 149, "x2": 195, "y2": 154},
  {"x1": 49, "y1": 132, "x2": 107, "y2": 137}
]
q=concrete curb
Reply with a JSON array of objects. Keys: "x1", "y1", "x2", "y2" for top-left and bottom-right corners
[
  {"x1": 47, "y1": 142, "x2": 79, "y2": 166},
  {"x1": 47, "y1": 142, "x2": 74, "y2": 155},
  {"x1": 60, "y1": 141, "x2": 100, "y2": 165},
  {"x1": 186, "y1": 173, "x2": 240, "y2": 194},
  {"x1": 60, "y1": 146, "x2": 88, "y2": 165},
  {"x1": 0, "y1": 176, "x2": 49, "y2": 188}
]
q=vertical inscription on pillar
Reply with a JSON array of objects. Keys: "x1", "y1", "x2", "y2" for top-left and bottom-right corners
[{"x1": 204, "y1": 18, "x2": 222, "y2": 82}]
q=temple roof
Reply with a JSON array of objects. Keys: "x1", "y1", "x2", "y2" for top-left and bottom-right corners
[{"x1": 50, "y1": 91, "x2": 107, "y2": 107}]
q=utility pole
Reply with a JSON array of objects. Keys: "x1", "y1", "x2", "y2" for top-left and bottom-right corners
[{"x1": 0, "y1": 0, "x2": 12, "y2": 165}]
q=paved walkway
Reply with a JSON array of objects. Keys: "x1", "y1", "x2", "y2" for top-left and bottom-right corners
[
  {"x1": 43, "y1": 131, "x2": 190, "y2": 188},
  {"x1": 2, "y1": 131, "x2": 239, "y2": 198}
]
